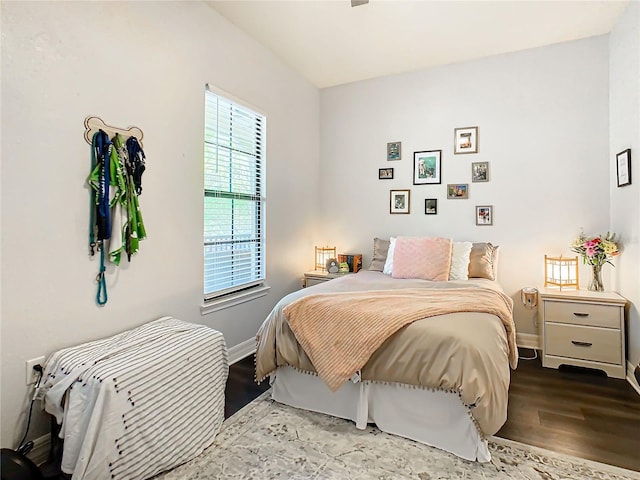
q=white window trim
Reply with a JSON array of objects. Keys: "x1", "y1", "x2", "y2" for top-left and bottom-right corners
[
  {"x1": 200, "y1": 284, "x2": 270, "y2": 316},
  {"x1": 205, "y1": 83, "x2": 266, "y2": 119}
]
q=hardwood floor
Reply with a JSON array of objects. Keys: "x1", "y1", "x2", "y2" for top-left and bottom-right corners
[
  {"x1": 225, "y1": 351, "x2": 640, "y2": 472},
  {"x1": 497, "y1": 349, "x2": 640, "y2": 472},
  {"x1": 225, "y1": 355, "x2": 269, "y2": 419}
]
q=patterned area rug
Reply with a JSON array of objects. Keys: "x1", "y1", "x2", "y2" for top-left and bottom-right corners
[{"x1": 157, "y1": 391, "x2": 639, "y2": 480}]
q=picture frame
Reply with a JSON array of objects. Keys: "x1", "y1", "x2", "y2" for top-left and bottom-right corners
[
  {"x1": 387, "y1": 142, "x2": 402, "y2": 161},
  {"x1": 379, "y1": 167, "x2": 394, "y2": 180},
  {"x1": 446, "y1": 183, "x2": 468, "y2": 199},
  {"x1": 454, "y1": 126, "x2": 478, "y2": 154},
  {"x1": 616, "y1": 149, "x2": 631, "y2": 187},
  {"x1": 413, "y1": 150, "x2": 442, "y2": 185},
  {"x1": 471, "y1": 161, "x2": 489, "y2": 182},
  {"x1": 390, "y1": 189, "x2": 410, "y2": 214},
  {"x1": 425, "y1": 198, "x2": 437, "y2": 215},
  {"x1": 475, "y1": 205, "x2": 493, "y2": 226}
]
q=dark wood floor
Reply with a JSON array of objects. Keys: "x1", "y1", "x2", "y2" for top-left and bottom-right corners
[
  {"x1": 497, "y1": 349, "x2": 640, "y2": 472},
  {"x1": 225, "y1": 356, "x2": 270, "y2": 419},
  {"x1": 225, "y1": 350, "x2": 640, "y2": 472}
]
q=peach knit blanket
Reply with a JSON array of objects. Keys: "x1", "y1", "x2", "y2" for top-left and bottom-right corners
[{"x1": 284, "y1": 287, "x2": 515, "y2": 392}]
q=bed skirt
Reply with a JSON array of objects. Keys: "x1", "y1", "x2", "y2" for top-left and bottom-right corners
[{"x1": 270, "y1": 366, "x2": 491, "y2": 462}]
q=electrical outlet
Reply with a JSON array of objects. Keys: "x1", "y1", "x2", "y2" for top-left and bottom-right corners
[{"x1": 25, "y1": 356, "x2": 45, "y2": 386}]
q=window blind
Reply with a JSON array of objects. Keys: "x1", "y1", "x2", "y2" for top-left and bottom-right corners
[{"x1": 204, "y1": 86, "x2": 266, "y2": 300}]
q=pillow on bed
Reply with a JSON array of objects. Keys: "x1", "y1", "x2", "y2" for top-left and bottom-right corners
[
  {"x1": 368, "y1": 237, "x2": 390, "y2": 271},
  {"x1": 449, "y1": 241, "x2": 472, "y2": 281},
  {"x1": 382, "y1": 237, "x2": 396, "y2": 275},
  {"x1": 392, "y1": 236, "x2": 452, "y2": 281},
  {"x1": 468, "y1": 242, "x2": 500, "y2": 280}
]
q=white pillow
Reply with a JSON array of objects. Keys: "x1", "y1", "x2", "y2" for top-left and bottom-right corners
[
  {"x1": 449, "y1": 241, "x2": 472, "y2": 281},
  {"x1": 382, "y1": 237, "x2": 396, "y2": 275}
]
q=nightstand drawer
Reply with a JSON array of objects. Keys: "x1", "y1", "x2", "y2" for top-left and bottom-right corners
[
  {"x1": 305, "y1": 277, "x2": 328, "y2": 287},
  {"x1": 545, "y1": 323, "x2": 621, "y2": 364},
  {"x1": 303, "y1": 271, "x2": 352, "y2": 287},
  {"x1": 544, "y1": 301, "x2": 620, "y2": 329}
]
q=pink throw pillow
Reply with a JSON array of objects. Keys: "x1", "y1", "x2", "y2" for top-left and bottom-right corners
[{"x1": 392, "y1": 237, "x2": 452, "y2": 281}]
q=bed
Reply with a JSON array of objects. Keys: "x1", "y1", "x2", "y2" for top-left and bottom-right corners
[{"x1": 255, "y1": 239, "x2": 516, "y2": 462}]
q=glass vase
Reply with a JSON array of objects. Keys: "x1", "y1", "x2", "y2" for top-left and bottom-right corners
[{"x1": 588, "y1": 264, "x2": 604, "y2": 292}]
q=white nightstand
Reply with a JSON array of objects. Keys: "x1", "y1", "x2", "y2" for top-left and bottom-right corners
[
  {"x1": 539, "y1": 288, "x2": 627, "y2": 379},
  {"x1": 303, "y1": 271, "x2": 351, "y2": 288}
]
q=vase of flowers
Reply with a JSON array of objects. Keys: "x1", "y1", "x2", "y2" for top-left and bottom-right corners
[
  {"x1": 589, "y1": 263, "x2": 604, "y2": 292},
  {"x1": 571, "y1": 232, "x2": 619, "y2": 291}
]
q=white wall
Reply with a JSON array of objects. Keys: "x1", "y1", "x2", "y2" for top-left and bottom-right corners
[
  {"x1": 0, "y1": 1, "x2": 320, "y2": 447},
  {"x1": 319, "y1": 36, "x2": 611, "y2": 340},
  {"x1": 609, "y1": 2, "x2": 640, "y2": 373}
]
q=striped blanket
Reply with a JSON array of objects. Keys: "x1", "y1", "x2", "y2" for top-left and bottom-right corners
[{"x1": 37, "y1": 317, "x2": 227, "y2": 480}]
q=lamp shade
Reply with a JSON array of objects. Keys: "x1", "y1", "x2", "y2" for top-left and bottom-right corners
[
  {"x1": 544, "y1": 255, "x2": 578, "y2": 290},
  {"x1": 315, "y1": 246, "x2": 337, "y2": 271}
]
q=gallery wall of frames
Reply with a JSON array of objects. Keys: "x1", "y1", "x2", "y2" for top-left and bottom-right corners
[{"x1": 382, "y1": 127, "x2": 493, "y2": 226}]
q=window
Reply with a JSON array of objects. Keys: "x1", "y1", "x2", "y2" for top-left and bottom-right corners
[{"x1": 203, "y1": 85, "x2": 266, "y2": 301}]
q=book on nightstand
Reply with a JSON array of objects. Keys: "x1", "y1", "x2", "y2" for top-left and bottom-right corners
[{"x1": 338, "y1": 254, "x2": 362, "y2": 273}]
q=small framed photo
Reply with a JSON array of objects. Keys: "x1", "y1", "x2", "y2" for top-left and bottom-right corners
[
  {"x1": 387, "y1": 141, "x2": 402, "y2": 161},
  {"x1": 476, "y1": 205, "x2": 493, "y2": 226},
  {"x1": 471, "y1": 161, "x2": 489, "y2": 182},
  {"x1": 616, "y1": 149, "x2": 631, "y2": 187},
  {"x1": 379, "y1": 168, "x2": 394, "y2": 180},
  {"x1": 447, "y1": 183, "x2": 468, "y2": 199},
  {"x1": 390, "y1": 189, "x2": 410, "y2": 214},
  {"x1": 425, "y1": 198, "x2": 438, "y2": 215},
  {"x1": 413, "y1": 150, "x2": 442, "y2": 185},
  {"x1": 454, "y1": 126, "x2": 478, "y2": 154}
]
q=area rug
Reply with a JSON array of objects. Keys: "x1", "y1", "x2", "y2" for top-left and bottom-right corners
[{"x1": 157, "y1": 391, "x2": 639, "y2": 480}]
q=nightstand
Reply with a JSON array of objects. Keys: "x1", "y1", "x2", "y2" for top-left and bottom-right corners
[
  {"x1": 539, "y1": 288, "x2": 627, "y2": 379},
  {"x1": 303, "y1": 271, "x2": 350, "y2": 288}
]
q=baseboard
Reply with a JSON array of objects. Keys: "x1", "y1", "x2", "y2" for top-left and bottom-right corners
[
  {"x1": 627, "y1": 360, "x2": 640, "y2": 396},
  {"x1": 516, "y1": 332, "x2": 541, "y2": 350},
  {"x1": 26, "y1": 433, "x2": 50, "y2": 467},
  {"x1": 227, "y1": 337, "x2": 256, "y2": 365}
]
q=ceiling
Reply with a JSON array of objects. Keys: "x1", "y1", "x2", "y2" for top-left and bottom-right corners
[{"x1": 208, "y1": 0, "x2": 629, "y2": 89}]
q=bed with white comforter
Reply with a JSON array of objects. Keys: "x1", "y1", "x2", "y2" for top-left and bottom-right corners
[{"x1": 255, "y1": 270, "x2": 516, "y2": 461}]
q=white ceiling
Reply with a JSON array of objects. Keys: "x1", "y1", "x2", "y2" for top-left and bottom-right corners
[{"x1": 208, "y1": 0, "x2": 629, "y2": 89}]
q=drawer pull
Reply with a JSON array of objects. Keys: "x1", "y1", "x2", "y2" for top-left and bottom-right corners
[
  {"x1": 573, "y1": 312, "x2": 589, "y2": 317},
  {"x1": 571, "y1": 340, "x2": 593, "y2": 347}
]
